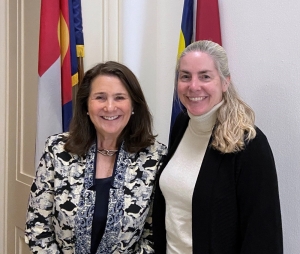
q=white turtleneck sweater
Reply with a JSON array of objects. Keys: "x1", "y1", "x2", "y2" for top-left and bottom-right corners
[{"x1": 159, "y1": 101, "x2": 223, "y2": 254}]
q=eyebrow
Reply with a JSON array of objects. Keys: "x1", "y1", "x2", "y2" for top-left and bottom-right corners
[
  {"x1": 114, "y1": 93, "x2": 129, "y2": 97},
  {"x1": 91, "y1": 92, "x2": 129, "y2": 97},
  {"x1": 179, "y1": 70, "x2": 213, "y2": 74}
]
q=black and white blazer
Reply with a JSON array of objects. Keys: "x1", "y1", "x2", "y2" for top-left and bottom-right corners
[{"x1": 25, "y1": 133, "x2": 167, "y2": 254}]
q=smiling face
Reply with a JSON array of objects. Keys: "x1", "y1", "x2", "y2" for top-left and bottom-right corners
[
  {"x1": 177, "y1": 51, "x2": 229, "y2": 116},
  {"x1": 87, "y1": 75, "x2": 133, "y2": 140}
]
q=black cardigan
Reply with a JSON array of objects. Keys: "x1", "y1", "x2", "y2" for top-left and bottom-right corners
[{"x1": 153, "y1": 112, "x2": 283, "y2": 254}]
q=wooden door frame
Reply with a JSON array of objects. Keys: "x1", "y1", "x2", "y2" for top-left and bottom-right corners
[{"x1": 0, "y1": 0, "x2": 8, "y2": 253}]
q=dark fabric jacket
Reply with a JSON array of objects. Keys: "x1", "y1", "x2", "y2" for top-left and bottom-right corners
[{"x1": 153, "y1": 112, "x2": 283, "y2": 254}]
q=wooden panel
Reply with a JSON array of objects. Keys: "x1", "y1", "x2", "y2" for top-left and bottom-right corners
[
  {"x1": 16, "y1": 227, "x2": 31, "y2": 254},
  {"x1": 19, "y1": 0, "x2": 40, "y2": 181},
  {"x1": 7, "y1": 0, "x2": 20, "y2": 251},
  {"x1": 0, "y1": 0, "x2": 7, "y2": 252},
  {"x1": 103, "y1": 0, "x2": 121, "y2": 61},
  {"x1": 81, "y1": 0, "x2": 121, "y2": 68},
  {"x1": 7, "y1": 0, "x2": 41, "y2": 253}
]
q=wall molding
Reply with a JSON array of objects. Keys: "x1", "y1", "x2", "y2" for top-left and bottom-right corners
[
  {"x1": 102, "y1": 0, "x2": 122, "y2": 61},
  {"x1": 0, "y1": 0, "x2": 8, "y2": 252}
]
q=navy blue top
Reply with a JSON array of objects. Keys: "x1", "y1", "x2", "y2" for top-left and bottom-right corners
[{"x1": 90, "y1": 176, "x2": 112, "y2": 254}]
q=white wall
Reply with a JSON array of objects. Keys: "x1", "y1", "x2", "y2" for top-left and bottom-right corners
[
  {"x1": 121, "y1": 0, "x2": 184, "y2": 144},
  {"x1": 219, "y1": 2, "x2": 300, "y2": 253},
  {"x1": 82, "y1": 1, "x2": 300, "y2": 252}
]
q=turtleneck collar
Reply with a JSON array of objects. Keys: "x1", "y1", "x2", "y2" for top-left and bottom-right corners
[{"x1": 187, "y1": 100, "x2": 224, "y2": 135}]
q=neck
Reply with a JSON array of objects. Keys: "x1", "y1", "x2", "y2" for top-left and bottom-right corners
[
  {"x1": 188, "y1": 100, "x2": 223, "y2": 135},
  {"x1": 97, "y1": 135, "x2": 118, "y2": 151}
]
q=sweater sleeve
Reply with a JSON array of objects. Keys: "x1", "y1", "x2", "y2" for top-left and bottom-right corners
[
  {"x1": 236, "y1": 128, "x2": 283, "y2": 254},
  {"x1": 24, "y1": 136, "x2": 62, "y2": 254}
]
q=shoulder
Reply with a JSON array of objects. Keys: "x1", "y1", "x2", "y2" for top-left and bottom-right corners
[
  {"x1": 253, "y1": 126, "x2": 267, "y2": 140},
  {"x1": 173, "y1": 112, "x2": 189, "y2": 130},
  {"x1": 43, "y1": 132, "x2": 70, "y2": 155},
  {"x1": 144, "y1": 140, "x2": 168, "y2": 157},
  {"x1": 245, "y1": 126, "x2": 271, "y2": 152},
  {"x1": 238, "y1": 126, "x2": 275, "y2": 169},
  {"x1": 45, "y1": 132, "x2": 69, "y2": 145},
  {"x1": 40, "y1": 132, "x2": 85, "y2": 168}
]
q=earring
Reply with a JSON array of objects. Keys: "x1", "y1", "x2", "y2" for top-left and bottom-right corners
[
  {"x1": 132, "y1": 111, "x2": 134, "y2": 115},
  {"x1": 87, "y1": 112, "x2": 89, "y2": 115}
]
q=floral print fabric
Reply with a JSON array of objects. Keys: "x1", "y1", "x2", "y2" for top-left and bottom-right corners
[{"x1": 25, "y1": 133, "x2": 167, "y2": 254}]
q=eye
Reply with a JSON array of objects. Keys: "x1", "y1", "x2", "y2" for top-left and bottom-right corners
[
  {"x1": 115, "y1": 95, "x2": 126, "y2": 100},
  {"x1": 200, "y1": 74, "x2": 210, "y2": 80},
  {"x1": 95, "y1": 95, "x2": 106, "y2": 101},
  {"x1": 179, "y1": 74, "x2": 191, "y2": 81}
]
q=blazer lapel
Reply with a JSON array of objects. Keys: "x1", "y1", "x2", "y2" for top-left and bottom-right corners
[
  {"x1": 75, "y1": 143, "x2": 96, "y2": 253},
  {"x1": 192, "y1": 143, "x2": 223, "y2": 253},
  {"x1": 97, "y1": 144, "x2": 130, "y2": 253}
]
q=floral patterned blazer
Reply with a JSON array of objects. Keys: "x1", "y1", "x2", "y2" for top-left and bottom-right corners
[{"x1": 25, "y1": 133, "x2": 167, "y2": 254}]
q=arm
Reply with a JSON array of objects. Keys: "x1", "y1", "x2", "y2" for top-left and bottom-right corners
[
  {"x1": 135, "y1": 145, "x2": 168, "y2": 254},
  {"x1": 25, "y1": 136, "x2": 61, "y2": 253},
  {"x1": 135, "y1": 198, "x2": 155, "y2": 254},
  {"x1": 237, "y1": 128, "x2": 283, "y2": 253}
]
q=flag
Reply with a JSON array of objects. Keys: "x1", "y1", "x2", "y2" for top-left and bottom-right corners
[
  {"x1": 169, "y1": 0, "x2": 222, "y2": 132},
  {"x1": 60, "y1": 0, "x2": 73, "y2": 132},
  {"x1": 35, "y1": 0, "x2": 84, "y2": 167},
  {"x1": 35, "y1": 1, "x2": 62, "y2": 167},
  {"x1": 72, "y1": 0, "x2": 85, "y2": 84},
  {"x1": 69, "y1": 0, "x2": 85, "y2": 108},
  {"x1": 195, "y1": 0, "x2": 222, "y2": 45},
  {"x1": 170, "y1": 0, "x2": 194, "y2": 130}
]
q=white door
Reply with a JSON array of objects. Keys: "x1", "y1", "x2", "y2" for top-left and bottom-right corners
[{"x1": 6, "y1": 0, "x2": 41, "y2": 253}]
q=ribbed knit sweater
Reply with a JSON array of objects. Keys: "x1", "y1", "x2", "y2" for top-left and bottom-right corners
[{"x1": 159, "y1": 101, "x2": 223, "y2": 254}]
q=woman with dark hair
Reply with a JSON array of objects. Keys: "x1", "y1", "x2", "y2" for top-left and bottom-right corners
[
  {"x1": 25, "y1": 61, "x2": 167, "y2": 253},
  {"x1": 153, "y1": 40, "x2": 283, "y2": 253}
]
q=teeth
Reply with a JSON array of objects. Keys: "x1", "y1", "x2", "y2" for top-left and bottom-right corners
[
  {"x1": 189, "y1": 96, "x2": 206, "y2": 101},
  {"x1": 103, "y1": 116, "x2": 118, "y2": 120}
]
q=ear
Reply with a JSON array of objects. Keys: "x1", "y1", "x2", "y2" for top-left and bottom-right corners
[{"x1": 222, "y1": 76, "x2": 230, "y2": 92}]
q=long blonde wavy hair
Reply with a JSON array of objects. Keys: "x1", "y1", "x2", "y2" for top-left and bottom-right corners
[{"x1": 177, "y1": 40, "x2": 256, "y2": 153}]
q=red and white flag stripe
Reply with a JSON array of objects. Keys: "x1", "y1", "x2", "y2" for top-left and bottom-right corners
[{"x1": 35, "y1": 1, "x2": 62, "y2": 167}]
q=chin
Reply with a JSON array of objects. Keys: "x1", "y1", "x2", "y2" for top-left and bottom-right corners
[{"x1": 188, "y1": 108, "x2": 208, "y2": 116}]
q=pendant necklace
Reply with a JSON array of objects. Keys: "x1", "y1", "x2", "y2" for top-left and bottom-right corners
[{"x1": 97, "y1": 149, "x2": 118, "y2": 156}]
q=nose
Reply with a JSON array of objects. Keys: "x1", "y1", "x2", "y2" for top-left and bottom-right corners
[
  {"x1": 188, "y1": 77, "x2": 201, "y2": 91},
  {"x1": 105, "y1": 98, "x2": 116, "y2": 111}
]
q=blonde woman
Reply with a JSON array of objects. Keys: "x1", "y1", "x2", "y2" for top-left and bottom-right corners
[{"x1": 153, "y1": 40, "x2": 283, "y2": 254}]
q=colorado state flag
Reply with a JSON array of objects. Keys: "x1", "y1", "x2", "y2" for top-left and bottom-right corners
[{"x1": 35, "y1": 0, "x2": 84, "y2": 167}]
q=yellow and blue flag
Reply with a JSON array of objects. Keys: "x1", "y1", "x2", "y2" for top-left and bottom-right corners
[
  {"x1": 170, "y1": 0, "x2": 194, "y2": 130},
  {"x1": 169, "y1": 0, "x2": 222, "y2": 133}
]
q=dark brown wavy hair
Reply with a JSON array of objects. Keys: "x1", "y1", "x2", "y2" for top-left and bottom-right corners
[{"x1": 64, "y1": 61, "x2": 156, "y2": 156}]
